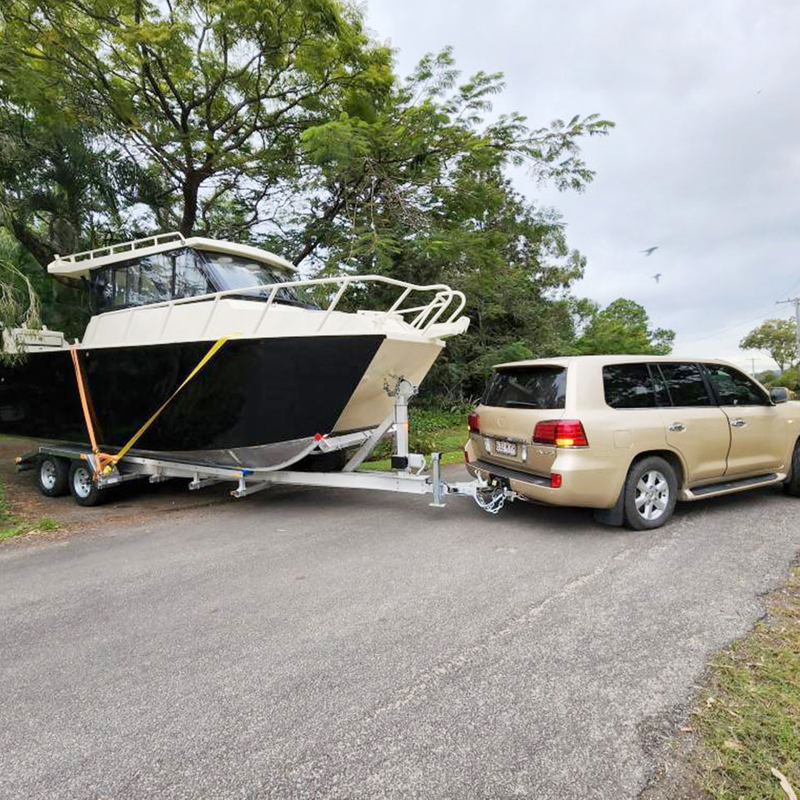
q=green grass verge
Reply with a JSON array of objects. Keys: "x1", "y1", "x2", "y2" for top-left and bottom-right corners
[
  {"x1": 0, "y1": 479, "x2": 59, "y2": 542},
  {"x1": 361, "y1": 420, "x2": 468, "y2": 472},
  {"x1": 694, "y1": 567, "x2": 800, "y2": 799}
]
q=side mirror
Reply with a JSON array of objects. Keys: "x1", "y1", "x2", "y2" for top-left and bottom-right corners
[{"x1": 770, "y1": 387, "x2": 789, "y2": 404}]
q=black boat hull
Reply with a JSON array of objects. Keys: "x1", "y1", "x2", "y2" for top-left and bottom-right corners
[{"x1": 0, "y1": 335, "x2": 385, "y2": 468}]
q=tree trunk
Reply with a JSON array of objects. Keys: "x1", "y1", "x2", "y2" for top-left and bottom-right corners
[
  {"x1": 8, "y1": 218, "x2": 55, "y2": 269},
  {"x1": 180, "y1": 172, "x2": 201, "y2": 236}
]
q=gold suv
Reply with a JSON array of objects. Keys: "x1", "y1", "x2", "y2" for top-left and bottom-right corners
[{"x1": 465, "y1": 356, "x2": 800, "y2": 529}]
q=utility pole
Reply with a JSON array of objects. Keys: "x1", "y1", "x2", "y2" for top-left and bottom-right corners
[{"x1": 776, "y1": 297, "x2": 800, "y2": 370}]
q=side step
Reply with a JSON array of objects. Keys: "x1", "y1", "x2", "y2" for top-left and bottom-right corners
[{"x1": 682, "y1": 472, "x2": 785, "y2": 501}]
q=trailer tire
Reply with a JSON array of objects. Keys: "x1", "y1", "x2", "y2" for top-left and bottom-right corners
[
  {"x1": 68, "y1": 461, "x2": 105, "y2": 507},
  {"x1": 36, "y1": 455, "x2": 70, "y2": 497}
]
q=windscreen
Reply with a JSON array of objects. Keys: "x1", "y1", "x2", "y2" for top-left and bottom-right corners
[
  {"x1": 483, "y1": 366, "x2": 567, "y2": 409},
  {"x1": 199, "y1": 251, "x2": 304, "y2": 305}
]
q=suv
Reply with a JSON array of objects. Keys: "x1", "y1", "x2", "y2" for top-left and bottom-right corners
[{"x1": 465, "y1": 356, "x2": 800, "y2": 529}]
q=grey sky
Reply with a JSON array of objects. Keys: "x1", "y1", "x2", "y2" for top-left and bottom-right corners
[{"x1": 364, "y1": 0, "x2": 800, "y2": 372}]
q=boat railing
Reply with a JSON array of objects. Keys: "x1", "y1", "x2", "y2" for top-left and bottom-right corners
[
  {"x1": 55, "y1": 232, "x2": 186, "y2": 267},
  {"x1": 99, "y1": 274, "x2": 467, "y2": 339}
]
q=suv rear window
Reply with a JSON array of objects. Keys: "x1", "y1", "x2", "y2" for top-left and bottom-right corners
[{"x1": 483, "y1": 367, "x2": 566, "y2": 409}]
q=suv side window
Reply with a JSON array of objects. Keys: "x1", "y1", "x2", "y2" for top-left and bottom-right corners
[
  {"x1": 603, "y1": 363, "x2": 657, "y2": 408},
  {"x1": 703, "y1": 364, "x2": 770, "y2": 406},
  {"x1": 656, "y1": 363, "x2": 713, "y2": 406}
]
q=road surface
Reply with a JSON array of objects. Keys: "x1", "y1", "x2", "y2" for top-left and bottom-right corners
[{"x1": 1, "y1": 470, "x2": 798, "y2": 798}]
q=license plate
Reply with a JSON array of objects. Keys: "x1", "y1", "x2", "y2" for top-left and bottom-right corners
[{"x1": 494, "y1": 440, "x2": 518, "y2": 457}]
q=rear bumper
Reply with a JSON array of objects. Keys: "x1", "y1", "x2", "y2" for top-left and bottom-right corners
[{"x1": 465, "y1": 441, "x2": 625, "y2": 509}]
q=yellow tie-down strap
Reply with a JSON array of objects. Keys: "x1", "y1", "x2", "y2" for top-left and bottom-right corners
[{"x1": 71, "y1": 336, "x2": 230, "y2": 474}]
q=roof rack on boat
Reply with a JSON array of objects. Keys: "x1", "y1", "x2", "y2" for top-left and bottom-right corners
[
  {"x1": 50, "y1": 232, "x2": 186, "y2": 270},
  {"x1": 48, "y1": 232, "x2": 297, "y2": 277}
]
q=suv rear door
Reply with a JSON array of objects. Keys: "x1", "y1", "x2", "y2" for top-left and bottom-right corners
[
  {"x1": 701, "y1": 363, "x2": 786, "y2": 476},
  {"x1": 476, "y1": 364, "x2": 566, "y2": 477},
  {"x1": 654, "y1": 363, "x2": 730, "y2": 483}
]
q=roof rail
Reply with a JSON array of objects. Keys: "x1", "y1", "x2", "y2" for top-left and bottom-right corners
[{"x1": 52, "y1": 232, "x2": 186, "y2": 266}]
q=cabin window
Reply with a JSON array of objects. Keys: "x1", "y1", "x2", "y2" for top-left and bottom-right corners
[
  {"x1": 90, "y1": 247, "x2": 309, "y2": 313},
  {"x1": 92, "y1": 248, "x2": 213, "y2": 312}
]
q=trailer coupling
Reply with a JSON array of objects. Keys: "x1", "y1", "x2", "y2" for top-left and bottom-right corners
[{"x1": 431, "y1": 453, "x2": 517, "y2": 514}]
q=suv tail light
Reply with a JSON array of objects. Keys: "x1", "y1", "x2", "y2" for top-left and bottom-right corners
[
  {"x1": 468, "y1": 412, "x2": 480, "y2": 433},
  {"x1": 533, "y1": 419, "x2": 588, "y2": 447}
]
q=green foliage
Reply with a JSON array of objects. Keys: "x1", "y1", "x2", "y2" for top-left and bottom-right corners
[
  {"x1": 365, "y1": 405, "x2": 469, "y2": 462},
  {"x1": 575, "y1": 298, "x2": 675, "y2": 355},
  {"x1": 778, "y1": 367, "x2": 798, "y2": 391},
  {"x1": 695, "y1": 568, "x2": 800, "y2": 800},
  {"x1": 0, "y1": 478, "x2": 59, "y2": 541},
  {"x1": 0, "y1": 230, "x2": 87, "y2": 345},
  {"x1": 740, "y1": 318, "x2": 797, "y2": 372},
  {"x1": 1, "y1": 0, "x2": 393, "y2": 239}
]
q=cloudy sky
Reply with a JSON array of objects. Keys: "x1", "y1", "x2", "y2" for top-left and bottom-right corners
[{"x1": 364, "y1": 0, "x2": 800, "y2": 373}]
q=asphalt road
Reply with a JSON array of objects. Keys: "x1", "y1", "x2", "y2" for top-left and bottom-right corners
[{"x1": 1, "y1": 470, "x2": 799, "y2": 799}]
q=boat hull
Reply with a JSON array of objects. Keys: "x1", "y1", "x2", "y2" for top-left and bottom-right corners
[{"x1": 0, "y1": 335, "x2": 389, "y2": 468}]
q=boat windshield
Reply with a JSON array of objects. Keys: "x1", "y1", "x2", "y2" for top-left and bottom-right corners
[{"x1": 197, "y1": 250, "x2": 302, "y2": 304}]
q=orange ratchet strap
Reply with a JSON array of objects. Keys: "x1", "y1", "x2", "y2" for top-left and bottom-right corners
[{"x1": 70, "y1": 336, "x2": 229, "y2": 474}]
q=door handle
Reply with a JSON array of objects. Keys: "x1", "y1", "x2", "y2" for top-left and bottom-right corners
[
  {"x1": 731, "y1": 418, "x2": 747, "y2": 428},
  {"x1": 668, "y1": 423, "x2": 686, "y2": 432}
]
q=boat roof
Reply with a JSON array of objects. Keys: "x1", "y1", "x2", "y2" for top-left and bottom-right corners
[{"x1": 47, "y1": 232, "x2": 296, "y2": 278}]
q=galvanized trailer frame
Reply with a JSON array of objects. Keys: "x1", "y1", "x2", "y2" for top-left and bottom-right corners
[{"x1": 16, "y1": 379, "x2": 514, "y2": 514}]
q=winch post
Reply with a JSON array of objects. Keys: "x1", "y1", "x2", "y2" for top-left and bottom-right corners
[
  {"x1": 388, "y1": 377, "x2": 416, "y2": 471},
  {"x1": 429, "y1": 452, "x2": 446, "y2": 508}
]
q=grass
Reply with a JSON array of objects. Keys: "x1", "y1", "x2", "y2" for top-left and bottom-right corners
[
  {"x1": 0, "y1": 479, "x2": 59, "y2": 542},
  {"x1": 693, "y1": 566, "x2": 800, "y2": 799},
  {"x1": 360, "y1": 404, "x2": 470, "y2": 472}
]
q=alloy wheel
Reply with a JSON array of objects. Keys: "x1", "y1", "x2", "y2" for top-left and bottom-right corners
[{"x1": 635, "y1": 469, "x2": 670, "y2": 521}]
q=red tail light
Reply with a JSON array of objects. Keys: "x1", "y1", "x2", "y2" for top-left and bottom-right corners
[
  {"x1": 533, "y1": 419, "x2": 588, "y2": 448},
  {"x1": 468, "y1": 412, "x2": 480, "y2": 434},
  {"x1": 550, "y1": 473, "x2": 562, "y2": 488}
]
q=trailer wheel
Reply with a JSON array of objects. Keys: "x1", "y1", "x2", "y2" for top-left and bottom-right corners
[
  {"x1": 36, "y1": 456, "x2": 70, "y2": 497},
  {"x1": 68, "y1": 461, "x2": 105, "y2": 507}
]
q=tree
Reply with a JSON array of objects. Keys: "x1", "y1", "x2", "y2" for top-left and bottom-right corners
[
  {"x1": 740, "y1": 318, "x2": 797, "y2": 372},
  {"x1": 293, "y1": 52, "x2": 613, "y2": 397},
  {"x1": 1, "y1": 0, "x2": 393, "y2": 239},
  {"x1": 576, "y1": 298, "x2": 674, "y2": 355}
]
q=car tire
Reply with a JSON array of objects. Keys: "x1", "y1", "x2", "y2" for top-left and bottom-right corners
[
  {"x1": 623, "y1": 456, "x2": 678, "y2": 530},
  {"x1": 68, "y1": 461, "x2": 105, "y2": 507},
  {"x1": 784, "y1": 440, "x2": 800, "y2": 497},
  {"x1": 36, "y1": 455, "x2": 70, "y2": 497}
]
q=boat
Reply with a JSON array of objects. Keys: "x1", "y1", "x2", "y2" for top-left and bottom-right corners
[{"x1": 0, "y1": 232, "x2": 469, "y2": 470}]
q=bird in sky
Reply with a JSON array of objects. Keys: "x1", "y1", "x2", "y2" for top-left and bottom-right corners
[
  {"x1": 652, "y1": 273, "x2": 662, "y2": 284},
  {"x1": 641, "y1": 246, "x2": 659, "y2": 256}
]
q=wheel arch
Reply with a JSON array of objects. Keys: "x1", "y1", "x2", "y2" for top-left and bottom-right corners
[{"x1": 629, "y1": 449, "x2": 686, "y2": 489}]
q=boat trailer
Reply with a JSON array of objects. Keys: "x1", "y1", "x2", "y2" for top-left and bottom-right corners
[{"x1": 15, "y1": 379, "x2": 516, "y2": 515}]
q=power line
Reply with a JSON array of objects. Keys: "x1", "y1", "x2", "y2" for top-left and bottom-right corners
[
  {"x1": 678, "y1": 272, "x2": 800, "y2": 346},
  {"x1": 678, "y1": 306, "x2": 777, "y2": 345}
]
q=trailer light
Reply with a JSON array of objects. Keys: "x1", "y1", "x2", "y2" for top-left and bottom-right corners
[
  {"x1": 533, "y1": 420, "x2": 588, "y2": 448},
  {"x1": 464, "y1": 448, "x2": 470, "y2": 465},
  {"x1": 550, "y1": 473, "x2": 562, "y2": 489},
  {"x1": 468, "y1": 412, "x2": 480, "y2": 434}
]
